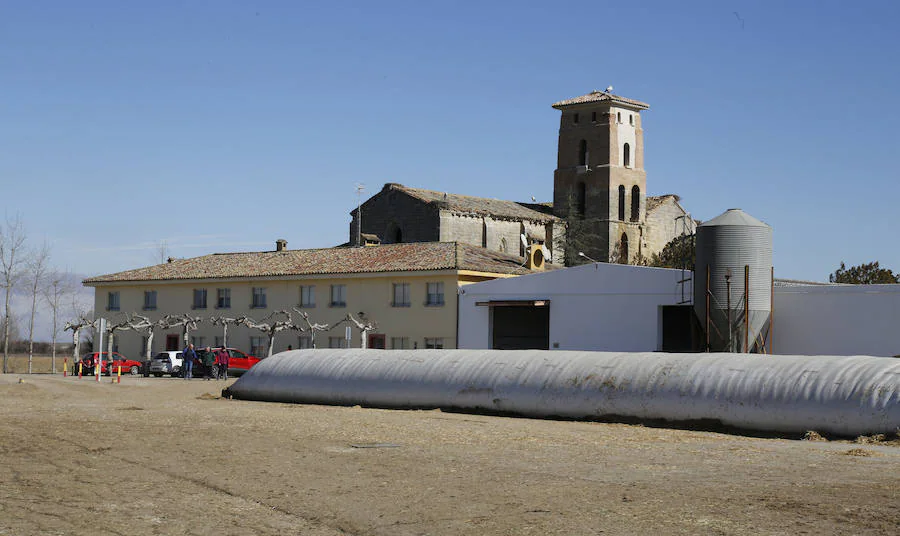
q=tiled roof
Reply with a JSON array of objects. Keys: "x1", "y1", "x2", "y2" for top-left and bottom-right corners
[
  {"x1": 646, "y1": 194, "x2": 680, "y2": 212},
  {"x1": 386, "y1": 184, "x2": 559, "y2": 223},
  {"x1": 83, "y1": 242, "x2": 541, "y2": 284},
  {"x1": 552, "y1": 90, "x2": 650, "y2": 110}
]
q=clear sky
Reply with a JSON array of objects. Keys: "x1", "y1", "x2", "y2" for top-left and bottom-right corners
[{"x1": 2, "y1": 0, "x2": 898, "y2": 282}]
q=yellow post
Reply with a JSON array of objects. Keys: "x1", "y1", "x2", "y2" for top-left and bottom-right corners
[
  {"x1": 78, "y1": 361, "x2": 82, "y2": 378},
  {"x1": 117, "y1": 364, "x2": 121, "y2": 384}
]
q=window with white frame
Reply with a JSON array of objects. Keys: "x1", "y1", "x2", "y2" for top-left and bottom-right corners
[
  {"x1": 191, "y1": 336, "x2": 206, "y2": 348},
  {"x1": 298, "y1": 335, "x2": 312, "y2": 349},
  {"x1": 107, "y1": 291, "x2": 120, "y2": 311},
  {"x1": 424, "y1": 337, "x2": 444, "y2": 349},
  {"x1": 426, "y1": 282, "x2": 444, "y2": 306},
  {"x1": 299, "y1": 285, "x2": 315, "y2": 307},
  {"x1": 330, "y1": 284, "x2": 346, "y2": 307},
  {"x1": 143, "y1": 290, "x2": 157, "y2": 310},
  {"x1": 193, "y1": 288, "x2": 207, "y2": 309},
  {"x1": 250, "y1": 336, "x2": 266, "y2": 356},
  {"x1": 252, "y1": 287, "x2": 267, "y2": 309},
  {"x1": 216, "y1": 288, "x2": 231, "y2": 309},
  {"x1": 328, "y1": 336, "x2": 347, "y2": 349},
  {"x1": 391, "y1": 337, "x2": 409, "y2": 349},
  {"x1": 392, "y1": 283, "x2": 410, "y2": 307}
]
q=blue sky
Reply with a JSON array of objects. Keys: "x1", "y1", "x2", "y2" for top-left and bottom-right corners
[{"x1": 2, "y1": 0, "x2": 898, "y2": 282}]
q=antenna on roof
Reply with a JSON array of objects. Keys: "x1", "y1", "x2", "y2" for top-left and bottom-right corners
[
  {"x1": 605, "y1": 85, "x2": 614, "y2": 93},
  {"x1": 355, "y1": 183, "x2": 365, "y2": 247}
]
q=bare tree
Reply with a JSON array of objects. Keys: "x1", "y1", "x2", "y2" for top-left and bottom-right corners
[
  {"x1": 291, "y1": 307, "x2": 329, "y2": 348},
  {"x1": 64, "y1": 316, "x2": 96, "y2": 372},
  {"x1": 162, "y1": 314, "x2": 202, "y2": 348},
  {"x1": 210, "y1": 315, "x2": 243, "y2": 349},
  {"x1": 238, "y1": 310, "x2": 299, "y2": 357},
  {"x1": 1, "y1": 215, "x2": 28, "y2": 373},
  {"x1": 332, "y1": 313, "x2": 377, "y2": 349},
  {"x1": 43, "y1": 271, "x2": 76, "y2": 373},
  {"x1": 124, "y1": 313, "x2": 165, "y2": 362},
  {"x1": 154, "y1": 240, "x2": 171, "y2": 265},
  {"x1": 26, "y1": 242, "x2": 50, "y2": 374}
]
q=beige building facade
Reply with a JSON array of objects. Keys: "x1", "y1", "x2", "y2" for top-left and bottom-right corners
[{"x1": 84, "y1": 242, "x2": 540, "y2": 359}]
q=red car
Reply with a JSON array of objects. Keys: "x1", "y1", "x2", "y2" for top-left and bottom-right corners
[
  {"x1": 187, "y1": 347, "x2": 261, "y2": 376},
  {"x1": 79, "y1": 352, "x2": 144, "y2": 376}
]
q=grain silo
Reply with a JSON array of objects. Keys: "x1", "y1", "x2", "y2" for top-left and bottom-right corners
[{"x1": 693, "y1": 208, "x2": 773, "y2": 352}]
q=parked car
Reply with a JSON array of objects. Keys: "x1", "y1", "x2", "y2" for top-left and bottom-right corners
[
  {"x1": 187, "y1": 347, "x2": 261, "y2": 377},
  {"x1": 149, "y1": 351, "x2": 184, "y2": 378},
  {"x1": 79, "y1": 352, "x2": 143, "y2": 376}
]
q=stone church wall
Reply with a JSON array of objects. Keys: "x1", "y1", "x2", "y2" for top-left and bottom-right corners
[
  {"x1": 644, "y1": 197, "x2": 695, "y2": 257},
  {"x1": 352, "y1": 187, "x2": 440, "y2": 245}
]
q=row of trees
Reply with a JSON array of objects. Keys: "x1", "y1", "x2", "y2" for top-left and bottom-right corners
[
  {"x1": 75, "y1": 308, "x2": 377, "y2": 366},
  {"x1": 2, "y1": 215, "x2": 88, "y2": 374}
]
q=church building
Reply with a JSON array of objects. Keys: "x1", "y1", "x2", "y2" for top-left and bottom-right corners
[{"x1": 350, "y1": 90, "x2": 694, "y2": 265}]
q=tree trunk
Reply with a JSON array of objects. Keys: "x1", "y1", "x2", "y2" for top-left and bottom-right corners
[
  {"x1": 267, "y1": 334, "x2": 275, "y2": 357},
  {"x1": 51, "y1": 305, "x2": 58, "y2": 373},
  {"x1": 28, "y1": 282, "x2": 37, "y2": 374}
]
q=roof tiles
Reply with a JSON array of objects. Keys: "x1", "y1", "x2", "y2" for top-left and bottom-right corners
[{"x1": 83, "y1": 242, "x2": 541, "y2": 284}]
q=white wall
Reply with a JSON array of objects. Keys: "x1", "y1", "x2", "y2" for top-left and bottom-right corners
[
  {"x1": 458, "y1": 263, "x2": 686, "y2": 351},
  {"x1": 773, "y1": 284, "x2": 900, "y2": 357}
]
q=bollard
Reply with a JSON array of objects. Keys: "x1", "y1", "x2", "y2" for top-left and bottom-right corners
[
  {"x1": 117, "y1": 364, "x2": 121, "y2": 384},
  {"x1": 78, "y1": 361, "x2": 82, "y2": 379},
  {"x1": 64, "y1": 358, "x2": 68, "y2": 377}
]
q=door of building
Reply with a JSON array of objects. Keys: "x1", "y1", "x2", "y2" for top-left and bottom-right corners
[
  {"x1": 166, "y1": 334, "x2": 180, "y2": 351},
  {"x1": 367, "y1": 334, "x2": 386, "y2": 349}
]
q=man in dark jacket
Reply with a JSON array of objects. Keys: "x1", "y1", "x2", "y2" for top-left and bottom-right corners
[
  {"x1": 202, "y1": 346, "x2": 216, "y2": 380},
  {"x1": 182, "y1": 343, "x2": 196, "y2": 380}
]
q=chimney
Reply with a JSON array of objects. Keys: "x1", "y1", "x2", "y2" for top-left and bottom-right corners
[{"x1": 275, "y1": 239, "x2": 288, "y2": 252}]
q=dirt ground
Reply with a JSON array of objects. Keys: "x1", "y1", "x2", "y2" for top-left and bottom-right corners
[{"x1": 1, "y1": 371, "x2": 898, "y2": 536}]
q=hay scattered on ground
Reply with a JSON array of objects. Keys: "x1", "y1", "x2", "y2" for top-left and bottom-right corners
[
  {"x1": 803, "y1": 431, "x2": 827, "y2": 442},
  {"x1": 196, "y1": 393, "x2": 219, "y2": 400},
  {"x1": 843, "y1": 448, "x2": 874, "y2": 457}
]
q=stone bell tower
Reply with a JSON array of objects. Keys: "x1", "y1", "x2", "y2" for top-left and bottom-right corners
[{"x1": 552, "y1": 89, "x2": 649, "y2": 263}]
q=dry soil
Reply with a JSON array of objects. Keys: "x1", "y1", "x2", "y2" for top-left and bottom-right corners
[{"x1": 1, "y1": 372, "x2": 898, "y2": 535}]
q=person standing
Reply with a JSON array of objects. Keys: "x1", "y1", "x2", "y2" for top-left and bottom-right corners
[
  {"x1": 216, "y1": 347, "x2": 230, "y2": 380},
  {"x1": 202, "y1": 346, "x2": 216, "y2": 380},
  {"x1": 182, "y1": 343, "x2": 196, "y2": 380}
]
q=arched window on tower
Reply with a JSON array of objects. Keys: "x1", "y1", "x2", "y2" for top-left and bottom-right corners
[
  {"x1": 631, "y1": 185, "x2": 640, "y2": 222},
  {"x1": 499, "y1": 237, "x2": 508, "y2": 253},
  {"x1": 618, "y1": 185, "x2": 626, "y2": 221},
  {"x1": 623, "y1": 143, "x2": 631, "y2": 167},
  {"x1": 619, "y1": 233, "x2": 629, "y2": 264},
  {"x1": 578, "y1": 139, "x2": 588, "y2": 167},
  {"x1": 576, "y1": 182, "x2": 586, "y2": 218}
]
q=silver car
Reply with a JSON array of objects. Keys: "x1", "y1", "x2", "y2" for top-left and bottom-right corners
[{"x1": 149, "y1": 351, "x2": 184, "y2": 377}]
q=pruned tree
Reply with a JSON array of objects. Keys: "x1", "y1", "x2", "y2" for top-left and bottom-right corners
[
  {"x1": 64, "y1": 316, "x2": 97, "y2": 370},
  {"x1": 1, "y1": 214, "x2": 28, "y2": 373},
  {"x1": 210, "y1": 315, "x2": 243, "y2": 349},
  {"x1": 105, "y1": 314, "x2": 134, "y2": 367},
  {"x1": 26, "y1": 242, "x2": 50, "y2": 374},
  {"x1": 829, "y1": 261, "x2": 899, "y2": 285},
  {"x1": 124, "y1": 313, "x2": 165, "y2": 362},
  {"x1": 237, "y1": 310, "x2": 299, "y2": 357},
  {"x1": 332, "y1": 313, "x2": 377, "y2": 349},
  {"x1": 291, "y1": 307, "x2": 329, "y2": 348},
  {"x1": 161, "y1": 314, "x2": 202, "y2": 348},
  {"x1": 43, "y1": 271, "x2": 76, "y2": 373}
]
